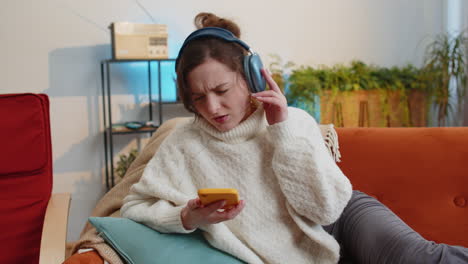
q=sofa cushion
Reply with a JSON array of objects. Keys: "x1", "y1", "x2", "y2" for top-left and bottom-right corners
[
  {"x1": 0, "y1": 93, "x2": 52, "y2": 264},
  {"x1": 0, "y1": 94, "x2": 49, "y2": 176},
  {"x1": 336, "y1": 127, "x2": 468, "y2": 247},
  {"x1": 89, "y1": 217, "x2": 245, "y2": 264}
]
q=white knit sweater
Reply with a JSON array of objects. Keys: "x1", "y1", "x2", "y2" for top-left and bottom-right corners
[{"x1": 121, "y1": 105, "x2": 353, "y2": 264}]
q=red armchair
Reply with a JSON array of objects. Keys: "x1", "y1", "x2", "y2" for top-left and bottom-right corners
[{"x1": 0, "y1": 93, "x2": 71, "y2": 264}]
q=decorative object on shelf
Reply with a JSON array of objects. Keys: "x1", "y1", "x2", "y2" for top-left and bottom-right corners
[
  {"x1": 421, "y1": 31, "x2": 468, "y2": 126},
  {"x1": 111, "y1": 122, "x2": 159, "y2": 134},
  {"x1": 115, "y1": 149, "x2": 139, "y2": 180},
  {"x1": 109, "y1": 22, "x2": 168, "y2": 60},
  {"x1": 124, "y1": 121, "x2": 145, "y2": 130},
  {"x1": 145, "y1": 121, "x2": 157, "y2": 127}
]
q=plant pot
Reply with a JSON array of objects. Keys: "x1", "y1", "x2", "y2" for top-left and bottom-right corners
[
  {"x1": 320, "y1": 90, "x2": 381, "y2": 127},
  {"x1": 407, "y1": 90, "x2": 428, "y2": 127},
  {"x1": 319, "y1": 90, "x2": 427, "y2": 127}
]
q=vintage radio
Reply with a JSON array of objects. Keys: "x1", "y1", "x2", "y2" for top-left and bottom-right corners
[{"x1": 110, "y1": 22, "x2": 168, "y2": 60}]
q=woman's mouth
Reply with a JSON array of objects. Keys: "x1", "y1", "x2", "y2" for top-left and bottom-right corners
[{"x1": 213, "y1": 115, "x2": 229, "y2": 124}]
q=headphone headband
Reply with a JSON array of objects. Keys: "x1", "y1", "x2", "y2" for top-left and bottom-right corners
[{"x1": 175, "y1": 27, "x2": 251, "y2": 69}]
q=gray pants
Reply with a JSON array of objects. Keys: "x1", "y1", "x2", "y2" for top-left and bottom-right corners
[{"x1": 323, "y1": 191, "x2": 468, "y2": 264}]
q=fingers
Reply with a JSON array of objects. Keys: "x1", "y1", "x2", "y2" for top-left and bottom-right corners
[
  {"x1": 186, "y1": 198, "x2": 202, "y2": 210},
  {"x1": 208, "y1": 200, "x2": 246, "y2": 223},
  {"x1": 183, "y1": 199, "x2": 245, "y2": 229},
  {"x1": 252, "y1": 90, "x2": 287, "y2": 106},
  {"x1": 261, "y1": 68, "x2": 281, "y2": 93},
  {"x1": 221, "y1": 200, "x2": 246, "y2": 219},
  {"x1": 252, "y1": 90, "x2": 284, "y2": 101},
  {"x1": 252, "y1": 96, "x2": 284, "y2": 107},
  {"x1": 251, "y1": 79, "x2": 289, "y2": 125},
  {"x1": 202, "y1": 199, "x2": 227, "y2": 214}
]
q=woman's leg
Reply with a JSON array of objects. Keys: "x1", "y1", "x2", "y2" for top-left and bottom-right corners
[{"x1": 323, "y1": 190, "x2": 468, "y2": 264}]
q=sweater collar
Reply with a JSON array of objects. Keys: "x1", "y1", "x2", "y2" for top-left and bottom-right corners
[{"x1": 194, "y1": 105, "x2": 266, "y2": 143}]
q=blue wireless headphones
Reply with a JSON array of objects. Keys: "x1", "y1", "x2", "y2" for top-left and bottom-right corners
[{"x1": 176, "y1": 27, "x2": 266, "y2": 93}]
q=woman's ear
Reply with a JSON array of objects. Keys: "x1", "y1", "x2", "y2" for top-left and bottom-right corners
[{"x1": 236, "y1": 73, "x2": 252, "y2": 95}]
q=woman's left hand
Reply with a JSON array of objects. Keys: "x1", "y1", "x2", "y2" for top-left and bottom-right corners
[{"x1": 251, "y1": 69, "x2": 288, "y2": 125}]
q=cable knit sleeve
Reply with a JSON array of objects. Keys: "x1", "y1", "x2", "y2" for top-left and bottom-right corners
[
  {"x1": 268, "y1": 107, "x2": 352, "y2": 225},
  {"x1": 121, "y1": 134, "x2": 197, "y2": 234}
]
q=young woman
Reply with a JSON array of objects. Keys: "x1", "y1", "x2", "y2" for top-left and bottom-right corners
[{"x1": 97, "y1": 12, "x2": 467, "y2": 264}]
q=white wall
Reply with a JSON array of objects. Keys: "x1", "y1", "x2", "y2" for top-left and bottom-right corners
[{"x1": 1, "y1": 0, "x2": 445, "y2": 242}]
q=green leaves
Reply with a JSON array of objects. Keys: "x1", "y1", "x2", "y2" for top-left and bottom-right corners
[
  {"x1": 287, "y1": 60, "x2": 426, "y2": 99},
  {"x1": 115, "y1": 149, "x2": 139, "y2": 179},
  {"x1": 422, "y1": 32, "x2": 468, "y2": 125},
  {"x1": 276, "y1": 31, "x2": 467, "y2": 126}
]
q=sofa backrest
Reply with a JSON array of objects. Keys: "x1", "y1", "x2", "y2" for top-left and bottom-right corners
[
  {"x1": 336, "y1": 127, "x2": 468, "y2": 247},
  {"x1": 0, "y1": 93, "x2": 53, "y2": 263}
]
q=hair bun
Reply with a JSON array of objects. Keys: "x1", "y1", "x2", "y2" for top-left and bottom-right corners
[{"x1": 194, "y1": 12, "x2": 241, "y2": 38}]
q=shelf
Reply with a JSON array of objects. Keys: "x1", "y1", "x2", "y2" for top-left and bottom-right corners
[
  {"x1": 101, "y1": 57, "x2": 178, "y2": 190},
  {"x1": 103, "y1": 58, "x2": 176, "y2": 63},
  {"x1": 110, "y1": 126, "x2": 159, "y2": 135},
  {"x1": 151, "y1": 100, "x2": 182, "y2": 105}
]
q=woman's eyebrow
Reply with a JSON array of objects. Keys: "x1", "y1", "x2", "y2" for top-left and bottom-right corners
[
  {"x1": 212, "y1": 82, "x2": 228, "y2": 90},
  {"x1": 192, "y1": 82, "x2": 228, "y2": 95}
]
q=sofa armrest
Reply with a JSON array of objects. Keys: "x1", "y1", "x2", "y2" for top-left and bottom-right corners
[{"x1": 39, "y1": 193, "x2": 71, "y2": 264}]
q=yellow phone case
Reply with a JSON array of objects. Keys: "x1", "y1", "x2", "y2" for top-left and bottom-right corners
[{"x1": 198, "y1": 188, "x2": 239, "y2": 209}]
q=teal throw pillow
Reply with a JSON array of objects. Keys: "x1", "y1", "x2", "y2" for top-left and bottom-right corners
[{"x1": 88, "y1": 217, "x2": 245, "y2": 264}]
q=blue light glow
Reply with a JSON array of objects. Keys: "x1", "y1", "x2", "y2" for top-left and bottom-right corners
[
  {"x1": 110, "y1": 60, "x2": 178, "y2": 103},
  {"x1": 150, "y1": 60, "x2": 178, "y2": 102}
]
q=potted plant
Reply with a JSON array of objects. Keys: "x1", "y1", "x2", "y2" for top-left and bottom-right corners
[
  {"x1": 115, "y1": 149, "x2": 139, "y2": 181},
  {"x1": 371, "y1": 64, "x2": 428, "y2": 127},
  {"x1": 286, "y1": 61, "x2": 428, "y2": 127},
  {"x1": 422, "y1": 32, "x2": 468, "y2": 126}
]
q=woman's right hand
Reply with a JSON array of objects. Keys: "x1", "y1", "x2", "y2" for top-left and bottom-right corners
[{"x1": 181, "y1": 198, "x2": 245, "y2": 230}]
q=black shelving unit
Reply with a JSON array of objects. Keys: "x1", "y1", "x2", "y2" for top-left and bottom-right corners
[{"x1": 101, "y1": 58, "x2": 177, "y2": 190}]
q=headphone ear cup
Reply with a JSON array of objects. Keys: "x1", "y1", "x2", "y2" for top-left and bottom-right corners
[
  {"x1": 243, "y1": 55, "x2": 255, "y2": 93},
  {"x1": 243, "y1": 54, "x2": 266, "y2": 93}
]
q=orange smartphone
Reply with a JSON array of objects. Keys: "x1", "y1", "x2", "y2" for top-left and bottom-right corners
[{"x1": 198, "y1": 188, "x2": 240, "y2": 209}]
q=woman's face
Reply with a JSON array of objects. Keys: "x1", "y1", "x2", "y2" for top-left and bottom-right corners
[{"x1": 187, "y1": 59, "x2": 252, "y2": 132}]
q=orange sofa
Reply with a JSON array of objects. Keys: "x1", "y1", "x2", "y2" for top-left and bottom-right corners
[
  {"x1": 66, "y1": 124, "x2": 468, "y2": 263},
  {"x1": 336, "y1": 127, "x2": 468, "y2": 247}
]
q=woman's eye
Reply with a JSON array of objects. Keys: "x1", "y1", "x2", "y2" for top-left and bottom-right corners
[
  {"x1": 216, "y1": 89, "x2": 228, "y2": 94},
  {"x1": 193, "y1": 96, "x2": 205, "y2": 102}
]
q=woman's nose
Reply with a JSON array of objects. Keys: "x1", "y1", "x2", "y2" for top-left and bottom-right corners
[{"x1": 205, "y1": 96, "x2": 220, "y2": 114}]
